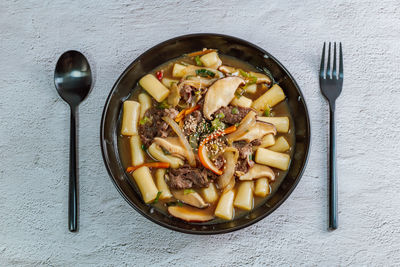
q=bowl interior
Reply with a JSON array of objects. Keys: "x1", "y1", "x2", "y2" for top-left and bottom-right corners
[{"x1": 101, "y1": 33, "x2": 310, "y2": 234}]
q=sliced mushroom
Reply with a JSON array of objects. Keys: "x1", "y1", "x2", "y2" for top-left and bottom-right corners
[
  {"x1": 168, "y1": 206, "x2": 214, "y2": 222},
  {"x1": 186, "y1": 76, "x2": 218, "y2": 87},
  {"x1": 249, "y1": 72, "x2": 272, "y2": 85},
  {"x1": 218, "y1": 65, "x2": 237, "y2": 75},
  {"x1": 236, "y1": 121, "x2": 277, "y2": 143},
  {"x1": 167, "y1": 82, "x2": 180, "y2": 107},
  {"x1": 172, "y1": 190, "x2": 209, "y2": 208},
  {"x1": 203, "y1": 77, "x2": 245, "y2": 119},
  {"x1": 238, "y1": 164, "x2": 275, "y2": 181},
  {"x1": 218, "y1": 66, "x2": 271, "y2": 85},
  {"x1": 154, "y1": 137, "x2": 187, "y2": 159}
]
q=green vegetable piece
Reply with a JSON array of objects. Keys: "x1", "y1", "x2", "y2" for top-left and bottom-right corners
[
  {"x1": 235, "y1": 87, "x2": 245, "y2": 99},
  {"x1": 189, "y1": 133, "x2": 199, "y2": 149},
  {"x1": 184, "y1": 189, "x2": 196, "y2": 195},
  {"x1": 139, "y1": 116, "x2": 152, "y2": 125},
  {"x1": 195, "y1": 56, "x2": 203, "y2": 66},
  {"x1": 152, "y1": 191, "x2": 162, "y2": 204},
  {"x1": 157, "y1": 100, "x2": 170, "y2": 109},
  {"x1": 263, "y1": 105, "x2": 271, "y2": 117},
  {"x1": 141, "y1": 144, "x2": 147, "y2": 151},
  {"x1": 211, "y1": 118, "x2": 226, "y2": 130},
  {"x1": 249, "y1": 76, "x2": 258, "y2": 84},
  {"x1": 231, "y1": 107, "x2": 239, "y2": 115},
  {"x1": 216, "y1": 112, "x2": 225, "y2": 119},
  {"x1": 239, "y1": 69, "x2": 249, "y2": 78},
  {"x1": 195, "y1": 69, "x2": 215, "y2": 78},
  {"x1": 167, "y1": 200, "x2": 184, "y2": 207}
]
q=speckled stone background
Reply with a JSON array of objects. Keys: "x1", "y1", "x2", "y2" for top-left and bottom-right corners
[{"x1": 1, "y1": 0, "x2": 400, "y2": 266}]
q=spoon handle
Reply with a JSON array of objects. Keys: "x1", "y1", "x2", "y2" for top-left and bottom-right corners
[{"x1": 69, "y1": 107, "x2": 78, "y2": 232}]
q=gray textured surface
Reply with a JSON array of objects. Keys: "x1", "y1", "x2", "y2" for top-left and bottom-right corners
[{"x1": 1, "y1": 0, "x2": 400, "y2": 266}]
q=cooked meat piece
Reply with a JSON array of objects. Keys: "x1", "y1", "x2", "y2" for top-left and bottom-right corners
[
  {"x1": 164, "y1": 108, "x2": 179, "y2": 119},
  {"x1": 234, "y1": 141, "x2": 252, "y2": 159},
  {"x1": 236, "y1": 159, "x2": 250, "y2": 173},
  {"x1": 180, "y1": 84, "x2": 195, "y2": 104},
  {"x1": 250, "y1": 139, "x2": 262, "y2": 147},
  {"x1": 212, "y1": 155, "x2": 225, "y2": 169},
  {"x1": 233, "y1": 141, "x2": 255, "y2": 174},
  {"x1": 167, "y1": 165, "x2": 210, "y2": 189},
  {"x1": 215, "y1": 105, "x2": 254, "y2": 125},
  {"x1": 138, "y1": 107, "x2": 178, "y2": 147},
  {"x1": 183, "y1": 110, "x2": 203, "y2": 136}
]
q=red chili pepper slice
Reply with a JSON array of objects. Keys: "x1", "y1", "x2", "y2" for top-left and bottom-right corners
[{"x1": 156, "y1": 71, "x2": 163, "y2": 81}]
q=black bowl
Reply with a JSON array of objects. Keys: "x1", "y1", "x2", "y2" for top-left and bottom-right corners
[{"x1": 100, "y1": 33, "x2": 310, "y2": 234}]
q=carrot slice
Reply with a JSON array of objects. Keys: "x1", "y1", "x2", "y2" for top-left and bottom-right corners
[
  {"x1": 198, "y1": 126, "x2": 236, "y2": 175},
  {"x1": 126, "y1": 162, "x2": 170, "y2": 173},
  {"x1": 175, "y1": 105, "x2": 201, "y2": 122},
  {"x1": 187, "y1": 49, "x2": 216, "y2": 57}
]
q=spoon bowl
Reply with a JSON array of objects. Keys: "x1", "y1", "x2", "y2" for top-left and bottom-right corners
[
  {"x1": 54, "y1": 50, "x2": 92, "y2": 232},
  {"x1": 55, "y1": 50, "x2": 92, "y2": 107}
]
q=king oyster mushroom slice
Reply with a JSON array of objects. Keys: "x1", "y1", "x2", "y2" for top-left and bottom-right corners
[
  {"x1": 203, "y1": 76, "x2": 245, "y2": 119},
  {"x1": 238, "y1": 164, "x2": 275, "y2": 181},
  {"x1": 186, "y1": 76, "x2": 218, "y2": 87},
  {"x1": 168, "y1": 206, "x2": 214, "y2": 222},
  {"x1": 167, "y1": 82, "x2": 181, "y2": 107},
  {"x1": 249, "y1": 72, "x2": 272, "y2": 85},
  {"x1": 172, "y1": 190, "x2": 209, "y2": 209},
  {"x1": 218, "y1": 65, "x2": 237, "y2": 75},
  {"x1": 236, "y1": 121, "x2": 277, "y2": 143},
  {"x1": 154, "y1": 137, "x2": 187, "y2": 159}
]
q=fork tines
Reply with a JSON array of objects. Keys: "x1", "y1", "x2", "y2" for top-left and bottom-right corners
[{"x1": 320, "y1": 42, "x2": 343, "y2": 80}]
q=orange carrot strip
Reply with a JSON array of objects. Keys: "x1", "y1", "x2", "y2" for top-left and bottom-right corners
[
  {"x1": 175, "y1": 105, "x2": 201, "y2": 123},
  {"x1": 187, "y1": 49, "x2": 216, "y2": 57},
  {"x1": 126, "y1": 162, "x2": 170, "y2": 173},
  {"x1": 175, "y1": 109, "x2": 186, "y2": 122},
  {"x1": 198, "y1": 125, "x2": 237, "y2": 175}
]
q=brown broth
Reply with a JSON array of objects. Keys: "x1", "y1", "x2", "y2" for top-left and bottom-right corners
[{"x1": 117, "y1": 54, "x2": 295, "y2": 224}]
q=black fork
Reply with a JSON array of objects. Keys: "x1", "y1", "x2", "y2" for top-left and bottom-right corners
[{"x1": 319, "y1": 42, "x2": 343, "y2": 230}]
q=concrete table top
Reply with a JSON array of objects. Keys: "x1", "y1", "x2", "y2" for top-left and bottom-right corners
[{"x1": 1, "y1": 0, "x2": 400, "y2": 266}]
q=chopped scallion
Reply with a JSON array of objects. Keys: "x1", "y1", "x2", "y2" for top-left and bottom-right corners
[
  {"x1": 195, "y1": 69, "x2": 215, "y2": 78},
  {"x1": 263, "y1": 105, "x2": 271, "y2": 117},
  {"x1": 211, "y1": 118, "x2": 226, "y2": 130},
  {"x1": 216, "y1": 112, "x2": 225, "y2": 119},
  {"x1": 235, "y1": 87, "x2": 245, "y2": 99},
  {"x1": 195, "y1": 56, "x2": 203, "y2": 66},
  {"x1": 139, "y1": 116, "x2": 152, "y2": 125},
  {"x1": 157, "y1": 100, "x2": 170, "y2": 109},
  {"x1": 239, "y1": 69, "x2": 249, "y2": 78},
  {"x1": 152, "y1": 191, "x2": 162, "y2": 204},
  {"x1": 231, "y1": 107, "x2": 239, "y2": 115},
  {"x1": 184, "y1": 189, "x2": 196, "y2": 195},
  {"x1": 249, "y1": 76, "x2": 258, "y2": 84}
]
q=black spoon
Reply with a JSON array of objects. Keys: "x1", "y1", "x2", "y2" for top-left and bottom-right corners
[{"x1": 54, "y1": 50, "x2": 93, "y2": 232}]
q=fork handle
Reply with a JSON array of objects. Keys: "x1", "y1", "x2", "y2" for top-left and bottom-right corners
[{"x1": 329, "y1": 107, "x2": 337, "y2": 230}]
